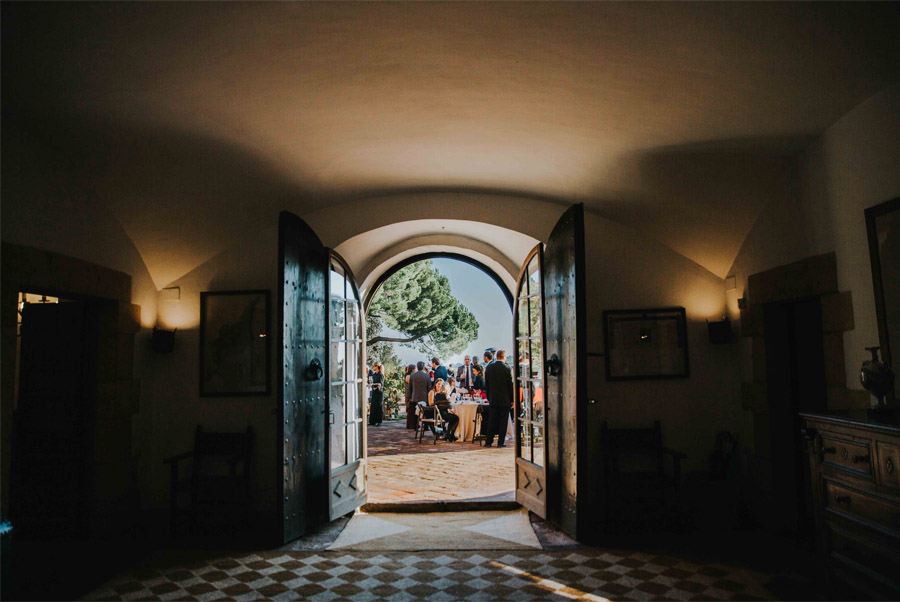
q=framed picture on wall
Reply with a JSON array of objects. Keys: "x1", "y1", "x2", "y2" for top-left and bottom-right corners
[
  {"x1": 199, "y1": 290, "x2": 271, "y2": 396},
  {"x1": 603, "y1": 307, "x2": 689, "y2": 380}
]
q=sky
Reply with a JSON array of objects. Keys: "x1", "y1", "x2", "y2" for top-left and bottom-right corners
[{"x1": 379, "y1": 258, "x2": 513, "y2": 368}]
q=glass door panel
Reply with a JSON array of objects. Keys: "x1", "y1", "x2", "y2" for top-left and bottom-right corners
[
  {"x1": 328, "y1": 252, "x2": 367, "y2": 519},
  {"x1": 514, "y1": 243, "x2": 547, "y2": 518}
]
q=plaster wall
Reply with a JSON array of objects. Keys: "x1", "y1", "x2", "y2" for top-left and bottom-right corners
[
  {"x1": 1, "y1": 120, "x2": 158, "y2": 326},
  {"x1": 581, "y1": 213, "x2": 738, "y2": 485},
  {"x1": 728, "y1": 86, "x2": 900, "y2": 397},
  {"x1": 141, "y1": 227, "x2": 280, "y2": 514}
]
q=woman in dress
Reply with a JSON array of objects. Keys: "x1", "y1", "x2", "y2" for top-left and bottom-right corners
[
  {"x1": 427, "y1": 379, "x2": 460, "y2": 442},
  {"x1": 404, "y1": 364, "x2": 416, "y2": 429},
  {"x1": 368, "y1": 363, "x2": 384, "y2": 426}
]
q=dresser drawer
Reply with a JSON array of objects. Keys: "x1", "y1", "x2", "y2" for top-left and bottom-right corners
[
  {"x1": 821, "y1": 434, "x2": 873, "y2": 479},
  {"x1": 875, "y1": 441, "x2": 900, "y2": 490},
  {"x1": 825, "y1": 480, "x2": 900, "y2": 534}
]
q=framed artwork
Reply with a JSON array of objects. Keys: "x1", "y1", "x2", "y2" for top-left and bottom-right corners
[
  {"x1": 604, "y1": 307, "x2": 689, "y2": 380},
  {"x1": 199, "y1": 290, "x2": 271, "y2": 396}
]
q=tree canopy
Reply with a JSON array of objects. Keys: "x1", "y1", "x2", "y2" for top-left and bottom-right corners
[{"x1": 366, "y1": 260, "x2": 478, "y2": 358}]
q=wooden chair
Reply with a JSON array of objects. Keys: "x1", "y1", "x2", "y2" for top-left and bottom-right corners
[
  {"x1": 415, "y1": 401, "x2": 445, "y2": 444},
  {"x1": 601, "y1": 420, "x2": 685, "y2": 526},
  {"x1": 164, "y1": 426, "x2": 253, "y2": 536}
]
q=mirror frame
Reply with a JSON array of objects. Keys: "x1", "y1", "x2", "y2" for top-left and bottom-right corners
[{"x1": 865, "y1": 196, "x2": 900, "y2": 370}]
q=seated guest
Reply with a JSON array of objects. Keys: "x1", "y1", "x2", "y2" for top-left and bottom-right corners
[
  {"x1": 447, "y1": 377, "x2": 466, "y2": 401},
  {"x1": 428, "y1": 379, "x2": 459, "y2": 442}
]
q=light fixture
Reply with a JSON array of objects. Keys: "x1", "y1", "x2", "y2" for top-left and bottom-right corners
[{"x1": 151, "y1": 326, "x2": 177, "y2": 353}]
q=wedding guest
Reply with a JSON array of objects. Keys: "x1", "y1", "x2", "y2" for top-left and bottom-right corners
[
  {"x1": 483, "y1": 349, "x2": 514, "y2": 448},
  {"x1": 409, "y1": 361, "x2": 432, "y2": 423},
  {"x1": 483, "y1": 350, "x2": 494, "y2": 367},
  {"x1": 431, "y1": 357, "x2": 448, "y2": 384},
  {"x1": 472, "y1": 364, "x2": 485, "y2": 391},
  {"x1": 456, "y1": 355, "x2": 475, "y2": 389},
  {"x1": 447, "y1": 377, "x2": 465, "y2": 401},
  {"x1": 404, "y1": 364, "x2": 417, "y2": 429},
  {"x1": 368, "y1": 363, "x2": 384, "y2": 426},
  {"x1": 427, "y1": 379, "x2": 459, "y2": 442}
]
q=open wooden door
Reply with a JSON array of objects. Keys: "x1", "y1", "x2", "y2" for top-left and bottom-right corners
[
  {"x1": 543, "y1": 204, "x2": 586, "y2": 539},
  {"x1": 327, "y1": 252, "x2": 367, "y2": 519},
  {"x1": 514, "y1": 244, "x2": 548, "y2": 518},
  {"x1": 278, "y1": 211, "x2": 367, "y2": 544},
  {"x1": 279, "y1": 211, "x2": 329, "y2": 543}
]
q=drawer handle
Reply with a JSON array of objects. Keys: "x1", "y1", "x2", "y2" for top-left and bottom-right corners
[
  {"x1": 834, "y1": 495, "x2": 852, "y2": 506},
  {"x1": 853, "y1": 454, "x2": 870, "y2": 464},
  {"x1": 887, "y1": 458, "x2": 895, "y2": 474}
]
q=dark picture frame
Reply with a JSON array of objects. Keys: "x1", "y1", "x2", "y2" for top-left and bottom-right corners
[
  {"x1": 865, "y1": 197, "x2": 900, "y2": 371},
  {"x1": 199, "y1": 290, "x2": 271, "y2": 397},
  {"x1": 604, "y1": 307, "x2": 689, "y2": 380}
]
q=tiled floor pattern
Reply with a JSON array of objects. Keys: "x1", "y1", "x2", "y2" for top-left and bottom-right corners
[
  {"x1": 86, "y1": 547, "x2": 776, "y2": 601},
  {"x1": 367, "y1": 420, "x2": 515, "y2": 504},
  {"x1": 328, "y1": 510, "x2": 542, "y2": 551}
]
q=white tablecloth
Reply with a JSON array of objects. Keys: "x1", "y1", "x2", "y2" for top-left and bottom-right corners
[
  {"x1": 451, "y1": 401, "x2": 482, "y2": 442},
  {"x1": 450, "y1": 401, "x2": 514, "y2": 443}
]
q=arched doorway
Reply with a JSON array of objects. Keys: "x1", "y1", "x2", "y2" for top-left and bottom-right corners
[
  {"x1": 363, "y1": 255, "x2": 516, "y2": 507},
  {"x1": 275, "y1": 204, "x2": 586, "y2": 544}
]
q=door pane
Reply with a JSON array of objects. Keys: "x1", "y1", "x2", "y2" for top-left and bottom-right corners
[
  {"x1": 519, "y1": 380, "x2": 531, "y2": 421},
  {"x1": 346, "y1": 377, "x2": 359, "y2": 420},
  {"x1": 347, "y1": 341, "x2": 359, "y2": 383},
  {"x1": 347, "y1": 421, "x2": 359, "y2": 464},
  {"x1": 347, "y1": 301, "x2": 359, "y2": 340},
  {"x1": 330, "y1": 268, "x2": 345, "y2": 299},
  {"x1": 517, "y1": 303, "x2": 529, "y2": 334},
  {"x1": 330, "y1": 299, "x2": 345, "y2": 340},
  {"x1": 330, "y1": 342, "x2": 345, "y2": 382},
  {"x1": 528, "y1": 255, "x2": 541, "y2": 290},
  {"x1": 531, "y1": 379, "x2": 545, "y2": 424},
  {"x1": 518, "y1": 420, "x2": 533, "y2": 463},
  {"x1": 532, "y1": 424, "x2": 545, "y2": 467},
  {"x1": 517, "y1": 339, "x2": 530, "y2": 379},
  {"x1": 330, "y1": 384, "x2": 346, "y2": 469}
]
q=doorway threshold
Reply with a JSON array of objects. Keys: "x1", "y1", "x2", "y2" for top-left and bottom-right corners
[{"x1": 363, "y1": 494, "x2": 518, "y2": 513}]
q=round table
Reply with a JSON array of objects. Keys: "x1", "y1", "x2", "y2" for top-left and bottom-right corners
[{"x1": 450, "y1": 401, "x2": 483, "y2": 442}]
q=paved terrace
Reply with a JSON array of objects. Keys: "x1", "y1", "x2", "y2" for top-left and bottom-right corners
[{"x1": 366, "y1": 419, "x2": 515, "y2": 504}]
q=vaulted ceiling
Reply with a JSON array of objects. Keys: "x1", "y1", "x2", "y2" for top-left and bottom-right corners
[{"x1": 3, "y1": 2, "x2": 899, "y2": 285}]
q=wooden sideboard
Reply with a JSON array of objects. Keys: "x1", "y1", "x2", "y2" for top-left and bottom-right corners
[{"x1": 800, "y1": 412, "x2": 900, "y2": 599}]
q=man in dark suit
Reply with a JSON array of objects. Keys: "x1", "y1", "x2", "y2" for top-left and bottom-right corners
[
  {"x1": 456, "y1": 355, "x2": 475, "y2": 389},
  {"x1": 431, "y1": 357, "x2": 448, "y2": 385},
  {"x1": 409, "y1": 361, "x2": 432, "y2": 428},
  {"x1": 483, "y1": 349, "x2": 514, "y2": 448}
]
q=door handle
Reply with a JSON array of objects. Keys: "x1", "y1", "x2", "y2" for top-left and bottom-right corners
[
  {"x1": 305, "y1": 358, "x2": 324, "y2": 381},
  {"x1": 546, "y1": 354, "x2": 562, "y2": 377}
]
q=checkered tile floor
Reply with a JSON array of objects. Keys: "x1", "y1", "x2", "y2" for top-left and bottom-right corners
[{"x1": 86, "y1": 547, "x2": 775, "y2": 601}]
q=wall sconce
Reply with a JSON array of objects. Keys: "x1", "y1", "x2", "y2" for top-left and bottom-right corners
[
  {"x1": 707, "y1": 317, "x2": 735, "y2": 344},
  {"x1": 152, "y1": 327, "x2": 177, "y2": 353}
]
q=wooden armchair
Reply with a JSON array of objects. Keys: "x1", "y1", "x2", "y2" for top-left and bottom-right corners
[
  {"x1": 601, "y1": 420, "x2": 686, "y2": 522},
  {"x1": 163, "y1": 426, "x2": 253, "y2": 536}
]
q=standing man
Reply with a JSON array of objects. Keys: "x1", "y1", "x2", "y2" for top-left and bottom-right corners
[
  {"x1": 456, "y1": 355, "x2": 475, "y2": 389},
  {"x1": 431, "y1": 357, "x2": 448, "y2": 385},
  {"x1": 483, "y1": 349, "x2": 514, "y2": 448},
  {"x1": 409, "y1": 361, "x2": 432, "y2": 429}
]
